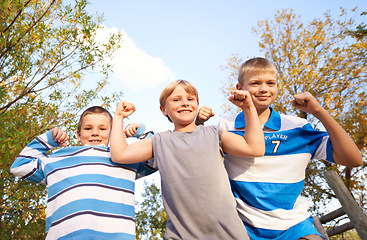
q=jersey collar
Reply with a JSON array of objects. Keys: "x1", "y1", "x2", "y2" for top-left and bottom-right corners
[{"x1": 234, "y1": 107, "x2": 281, "y2": 130}]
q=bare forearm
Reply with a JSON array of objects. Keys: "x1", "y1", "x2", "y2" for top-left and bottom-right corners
[
  {"x1": 110, "y1": 115, "x2": 128, "y2": 162},
  {"x1": 243, "y1": 107, "x2": 265, "y2": 156},
  {"x1": 315, "y1": 108, "x2": 362, "y2": 167}
]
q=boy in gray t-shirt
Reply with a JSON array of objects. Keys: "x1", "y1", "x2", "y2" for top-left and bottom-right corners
[{"x1": 110, "y1": 80, "x2": 265, "y2": 239}]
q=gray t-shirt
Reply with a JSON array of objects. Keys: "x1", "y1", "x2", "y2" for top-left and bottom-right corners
[{"x1": 149, "y1": 125, "x2": 249, "y2": 240}]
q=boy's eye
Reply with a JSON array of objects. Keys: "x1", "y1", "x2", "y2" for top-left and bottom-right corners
[{"x1": 84, "y1": 127, "x2": 91, "y2": 130}]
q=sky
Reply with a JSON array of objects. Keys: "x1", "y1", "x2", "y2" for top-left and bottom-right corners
[{"x1": 84, "y1": 0, "x2": 367, "y2": 200}]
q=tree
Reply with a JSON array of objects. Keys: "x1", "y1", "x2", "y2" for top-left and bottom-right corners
[
  {"x1": 0, "y1": 0, "x2": 122, "y2": 238},
  {"x1": 221, "y1": 8, "x2": 367, "y2": 218},
  {"x1": 349, "y1": 11, "x2": 367, "y2": 39},
  {"x1": 135, "y1": 180, "x2": 167, "y2": 240}
]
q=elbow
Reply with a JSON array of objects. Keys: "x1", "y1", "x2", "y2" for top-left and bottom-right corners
[
  {"x1": 9, "y1": 168, "x2": 16, "y2": 176},
  {"x1": 253, "y1": 142, "x2": 266, "y2": 158},
  {"x1": 243, "y1": 147, "x2": 265, "y2": 158},
  {"x1": 247, "y1": 144, "x2": 265, "y2": 158},
  {"x1": 253, "y1": 149, "x2": 265, "y2": 158},
  {"x1": 350, "y1": 150, "x2": 363, "y2": 167},
  {"x1": 110, "y1": 157, "x2": 120, "y2": 163},
  {"x1": 110, "y1": 152, "x2": 125, "y2": 164},
  {"x1": 335, "y1": 153, "x2": 363, "y2": 168},
  {"x1": 348, "y1": 157, "x2": 363, "y2": 168},
  {"x1": 343, "y1": 162, "x2": 363, "y2": 168},
  {"x1": 111, "y1": 153, "x2": 136, "y2": 164},
  {"x1": 111, "y1": 156, "x2": 127, "y2": 164},
  {"x1": 352, "y1": 156, "x2": 363, "y2": 167}
]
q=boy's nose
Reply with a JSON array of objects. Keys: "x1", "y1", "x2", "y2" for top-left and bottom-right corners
[
  {"x1": 91, "y1": 129, "x2": 99, "y2": 135},
  {"x1": 259, "y1": 83, "x2": 268, "y2": 92}
]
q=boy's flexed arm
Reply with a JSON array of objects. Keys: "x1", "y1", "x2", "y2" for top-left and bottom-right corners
[
  {"x1": 10, "y1": 128, "x2": 69, "y2": 184},
  {"x1": 110, "y1": 101, "x2": 153, "y2": 164},
  {"x1": 222, "y1": 90, "x2": 265, "y2": 157},
  {"x1": 293, "y1": 92, "x2": 362, "y2": 167}
]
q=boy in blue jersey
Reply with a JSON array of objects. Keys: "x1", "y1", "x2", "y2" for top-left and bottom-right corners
[
  {"x1": 10, "y1": 106, "x2": 155, "y2": 240},
  {"x1": 197, "y1": 57, "x2": 362, "y2": 240}
]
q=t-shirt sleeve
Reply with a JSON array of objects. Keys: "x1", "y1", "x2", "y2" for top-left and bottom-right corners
[
  {"x1": 147, "y1": 133, "x2": 159, "y2": 170},
  {"x1": 214, "y1": 125, "x2": 225, "y2": 159},
  {"x1": 301, "y1": 123, "x2": 333, "y2": 163}
]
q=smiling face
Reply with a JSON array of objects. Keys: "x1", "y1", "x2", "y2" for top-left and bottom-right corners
[
  {"x1": 77, "y1": 113, "x2": 111, "y2": 146},
  {"x1": 160, "y1": 84, "x2": 198, "y2": 131},
  {"x1": 238, "y1": 72, "x2": 278, "y2": 113}
]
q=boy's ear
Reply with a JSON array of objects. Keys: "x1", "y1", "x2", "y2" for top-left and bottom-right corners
[
  {"x1": 236, "y1": 84, "x2": 243, "y2": 90},
  {"x1": 76, "y1": 130, "x2": 81, "y2": 142},
  {"x1": 160, "y1": 106, "x2": 167, "y2": 116}
]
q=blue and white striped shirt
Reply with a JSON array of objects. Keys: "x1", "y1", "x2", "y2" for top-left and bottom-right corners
[
  {"x1": 11, "y1": 130, "x2": 155, "y2": 239},
  {"x1": 219, "y1": 108, "x2": 332, "y2": 239}
]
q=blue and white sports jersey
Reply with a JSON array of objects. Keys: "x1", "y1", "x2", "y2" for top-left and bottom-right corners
[
  {"x1": 219, "y1": 108, "x2": 333, "y2": 239},
  {"x1": 11, "y1": 130, "x2": 155, "y2": 240}
]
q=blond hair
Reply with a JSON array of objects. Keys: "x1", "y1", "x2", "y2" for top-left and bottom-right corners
[
  {"x1": 159, "y1": 80, "x2": 199, "y2": 122},
  {"x1": 238, "y1": 57, "x2": 278, "y2": 85}
]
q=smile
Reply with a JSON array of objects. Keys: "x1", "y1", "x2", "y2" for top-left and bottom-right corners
[
  {"x1": 178, "y1": 110, "x2": 191, "y2": 113},
  {"x1": 256, "y1": 96, "x2": 270, "y2": 100}
]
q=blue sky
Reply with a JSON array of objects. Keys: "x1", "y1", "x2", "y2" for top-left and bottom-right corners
[{"x1": 85, "y1": 0, "x2": 366, "y2": 198}]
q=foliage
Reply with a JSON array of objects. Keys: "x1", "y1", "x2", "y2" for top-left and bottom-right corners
[
  {"x1": 348, "y1": 11, "x2": 367, "y2": 39},
  {"x1": 221, "y1": 7, "x2": 367, "y2": 218},
  {"x1": 0, "y1": 0, "x2": 122, "y2": 238},
  {"x1": 135, "y1": 180, "x2": 167, "y2": 240}
]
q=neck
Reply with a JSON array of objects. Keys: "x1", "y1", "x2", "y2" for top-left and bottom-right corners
[
  {"x1": 257, "y1": 107, "x2": 272, "y2": 126},
  {"x1": 174, "y1": 122, "x2": 197, "y2": 132}
]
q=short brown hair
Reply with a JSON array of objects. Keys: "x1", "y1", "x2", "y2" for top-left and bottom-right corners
[
  {"x1": 238, "y1": 57, "x2": 278, "y2": 85},
  {"x1": 78, "y1": 106, "x2": 112, "y2": 132}
]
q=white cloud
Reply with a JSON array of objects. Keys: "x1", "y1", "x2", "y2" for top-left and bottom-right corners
[{"x1": 96, "y1": 27, "x2": 175, "y2": 91}]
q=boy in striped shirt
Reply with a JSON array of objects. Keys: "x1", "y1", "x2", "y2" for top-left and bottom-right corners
[{"x1": 11, "y1": 106, "x2": 154, "y2": 239}]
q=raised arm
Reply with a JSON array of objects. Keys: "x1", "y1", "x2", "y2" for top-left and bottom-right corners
[
  {"x1": 222, "y1": 90, "x2": 265, "y2": 158},
  {"x1": 293, "y1": 92, "x2": 362, "y2": 167},
  {"x1": 110, "y1": 101, "x2": 153, "y2": 164},
  {"x1": 195, "y1": 106, "x2": 215, "y2": 125},
  {"x1": 52, "y1": 127, "x2": 69, "y2": 147},
  {"x1": 10, "y1": 128, "x2": 67, "y2": 184}
]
